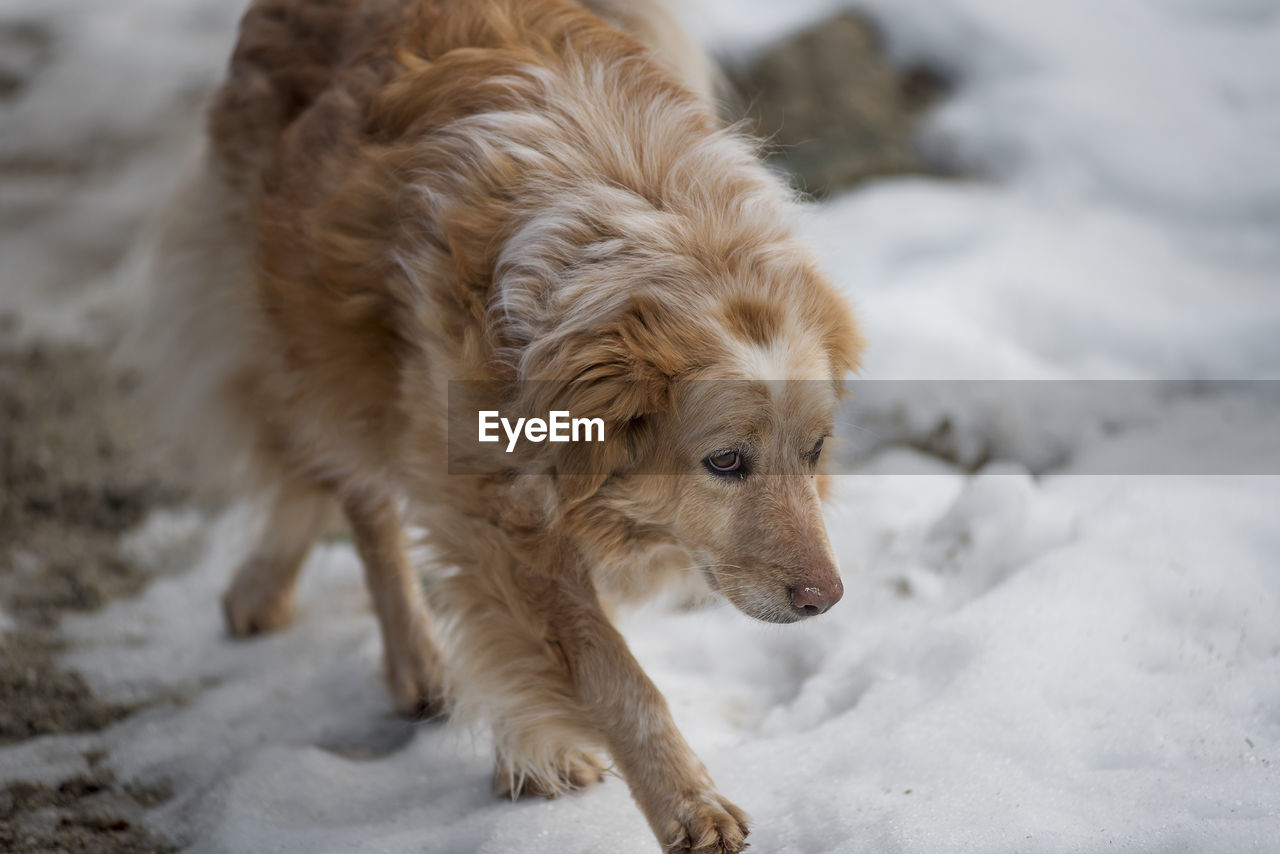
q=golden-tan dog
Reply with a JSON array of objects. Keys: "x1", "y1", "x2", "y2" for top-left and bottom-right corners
[{"x1": 133, "y1": 1, "x2": 861, "y2": 850}]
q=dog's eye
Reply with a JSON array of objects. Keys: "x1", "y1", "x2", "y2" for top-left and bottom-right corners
[
  {"x1": 809, "y1": 437, "x2": 825, "y2": 463},
  {"x1": 705, "y1": 450, "x2": 743, "y2": 476}
]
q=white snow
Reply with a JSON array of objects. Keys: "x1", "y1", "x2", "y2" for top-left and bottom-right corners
[{"x1": 2, "y1": 0, "x2": 1278, "y2": 851}]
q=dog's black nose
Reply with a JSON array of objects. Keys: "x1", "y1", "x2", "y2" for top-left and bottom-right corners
[{"x1": 789, "y1": 581, "x2": 843, "y2": 617}]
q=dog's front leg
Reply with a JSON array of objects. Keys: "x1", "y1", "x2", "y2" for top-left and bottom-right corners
[{"x1": 529, "y1": 542, "x2": 750, "y2": 854}]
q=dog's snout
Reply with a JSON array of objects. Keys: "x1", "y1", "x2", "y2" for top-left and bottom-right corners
[{"x1": 788, "y1": 578, "x2": 843, "y2": 617}]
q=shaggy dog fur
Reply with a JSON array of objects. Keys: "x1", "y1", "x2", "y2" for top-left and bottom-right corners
[{"x1": 132, "y1": 0, "x2": 862, "y2": 850}]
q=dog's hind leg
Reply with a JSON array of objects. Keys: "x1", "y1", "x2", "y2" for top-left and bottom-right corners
[
  {"x1": 223, "y1": 478, "x2": 334, "y2": 636},
  {"x1": 492, "y1": 729, "x2": 609, "y2": 801},
  {"x1": 342, "y1": 489, "x2": 446, "y2": 718},
  {"x1": 488, "y1": 666, "x2": 609, "y2": 800},
  {"x1": 432, "y1": 572, "x2": 608, "y2": 799}
]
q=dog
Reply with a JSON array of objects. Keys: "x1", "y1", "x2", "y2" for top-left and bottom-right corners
[{"x1": 132, "y1": 0, "x2": 862, "y2": 850}]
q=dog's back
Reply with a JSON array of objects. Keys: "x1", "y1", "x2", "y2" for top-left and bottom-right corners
[
  {"x1": 209, "y1": 0, "x2": 421, "y2": 198},
  {"x1": 211, "y1": 0, "x2": 711, "y2": 188}
]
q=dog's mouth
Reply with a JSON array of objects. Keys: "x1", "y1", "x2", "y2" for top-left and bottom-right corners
[
  {"x1": 694, "y1": 561, "x2": 806, "y2": 625},
  {"x1": 736, "y1": 597, "x2": 803, "y2": 625}
]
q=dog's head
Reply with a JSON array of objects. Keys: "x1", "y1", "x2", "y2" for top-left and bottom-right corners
[
  {"x1": 658, "y1": 370, "x2": 849, "y2": 623},
  {"x1": 522, "y1": 256, "x2": 862, "y2": 624}
]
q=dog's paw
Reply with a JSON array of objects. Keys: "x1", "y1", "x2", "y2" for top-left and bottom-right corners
[
  {"x1": 659, "y1": 792, "x2": 750, "y2": 854},
  {"x1": 222, "y1": 567, "x2": 295, "y2": 636},
  {"x1": 383, "y1": 633, "x2": 446, "y2": 719},
  {"x1": 492, "y1": 750, "x2": 607, "y2": 800}
]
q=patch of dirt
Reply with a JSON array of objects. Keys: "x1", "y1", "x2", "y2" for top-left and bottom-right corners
[
  {"x1": 0, "y1": 628, "x2": 137, "y2": 744},
  {"x1": 1, "y1": 346, "x2": 182, "y2": 629},
  {"x1": 729, "y1": 11, "x2": 951, "y2": 196},
  {"x1": 0, "y1": 20, "x2": 54, "y2": 101},
  {"x1": 0, "y1": 345, "x2": 184, "y2": 852},
  {"x1": 0, "y1": 768, "x2": 175, "y2": 854}
]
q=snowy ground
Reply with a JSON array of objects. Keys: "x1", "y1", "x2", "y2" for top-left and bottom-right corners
[{"x1": 2, "y1": 0, "x2": 1279, "y2": 852}]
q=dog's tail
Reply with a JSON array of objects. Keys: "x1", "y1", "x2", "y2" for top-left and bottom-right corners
[{"x1": 111, "y1": 145, "x2": 265, "y2": 504}]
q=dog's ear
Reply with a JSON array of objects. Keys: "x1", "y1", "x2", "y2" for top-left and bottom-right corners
[
  {"x1": 518, "y1": 295, "x2": 701, "y2": 504},
  {"x1": 818, "y1": 283, "x2": 864, "y2": 397}
]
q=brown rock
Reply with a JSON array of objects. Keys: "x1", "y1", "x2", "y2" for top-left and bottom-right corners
[{"x1": 729, "y1": 11, "x2": 949, "y2": 197}]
